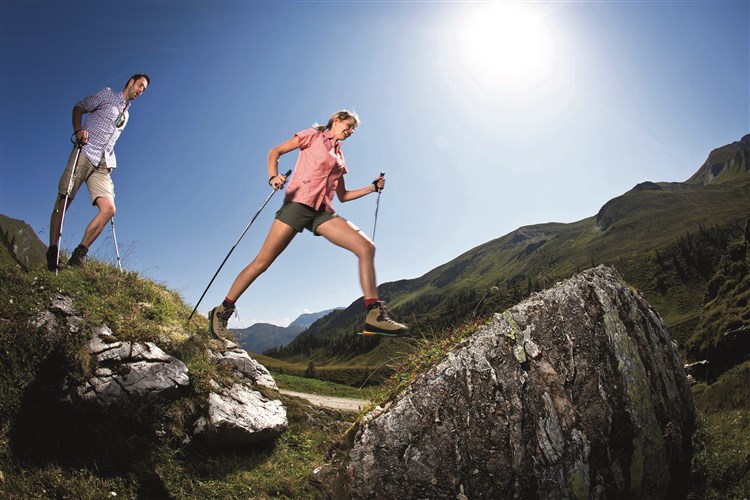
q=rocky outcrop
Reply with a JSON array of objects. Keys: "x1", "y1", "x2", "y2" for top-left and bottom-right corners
[
  {"x1": 193, "y1": 339, "x2": 288, "y2": 445},
  {"x1": 27, "y1": 294, "x2": 287, "y2": 446},
  {"x1": 346, "y1": 266, "x2": 695, "y2": 499}
]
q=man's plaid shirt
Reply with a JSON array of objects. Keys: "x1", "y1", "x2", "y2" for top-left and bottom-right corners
[{"x1": 76, "y1": 87, "x2": 130, "y2": 168}]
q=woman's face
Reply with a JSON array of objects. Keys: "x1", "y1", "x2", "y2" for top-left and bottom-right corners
[{"x1": 331, "y1": 117, "x2": 357, "y2": 141}]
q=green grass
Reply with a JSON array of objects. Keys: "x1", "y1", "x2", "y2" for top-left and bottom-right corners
[
  {"x1": 690, "y1": 361, "x2": 750, "y2": 498},
  {"x1": 0, "y1": 396, "x2": 353, "y2": 499},
  {"x1": 272, "y1": 372, "x2": 378, "y2": 401},
  {"x1": 252, "y1": 351, "x2": 401, "y2": 387}
]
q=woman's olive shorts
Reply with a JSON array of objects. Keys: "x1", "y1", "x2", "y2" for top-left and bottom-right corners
[{"x1": 275, "y1": 201, "x2": 339, "y2": 235}]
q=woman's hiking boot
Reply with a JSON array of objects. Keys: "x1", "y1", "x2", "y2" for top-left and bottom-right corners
[
  {"x1": 209, "y1": 303, "x2": 235, "y2": 340},
  {"x1": 362, "y1": 301, "x2": 409, "y2": 337}
]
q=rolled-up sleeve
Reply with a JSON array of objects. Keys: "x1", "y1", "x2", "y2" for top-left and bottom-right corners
[{"x1": 75, "y1": 89, "x2": 106, "y2": 113}]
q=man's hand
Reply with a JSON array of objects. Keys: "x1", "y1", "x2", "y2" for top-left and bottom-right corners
[{"x1": 75, "y1": 129, "x2": 89, "y2": 145}]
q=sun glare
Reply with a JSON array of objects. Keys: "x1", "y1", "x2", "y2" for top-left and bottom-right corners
[{"x1": 455, "y1": 3, "x2": 556, "y2": 93}]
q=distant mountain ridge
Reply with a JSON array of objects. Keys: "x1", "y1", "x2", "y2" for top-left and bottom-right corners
[
  {"x1": 232, "y1": 308, "x2": 340, "y2": 354},
  {"x1": 273, "y1": 134, "x2": 750, "y2": 377}
]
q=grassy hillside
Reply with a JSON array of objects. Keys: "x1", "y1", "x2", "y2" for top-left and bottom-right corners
[
  {"x1": 274, "y1": 138, "x2": 750, "y2": 374},
  {"x1": 0, "y1": 261, "x2": 355, "y2": 498}
]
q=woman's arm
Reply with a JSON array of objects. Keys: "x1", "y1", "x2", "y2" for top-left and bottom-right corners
[
  {"x1": 268, "y1": 136, "x2": 300, "y2": 189},
  {"x1": 336, "y1": 174, "x2": 385, "y2": 203}
]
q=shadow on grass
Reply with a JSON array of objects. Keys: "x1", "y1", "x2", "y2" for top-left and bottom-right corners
[{"x1": 8, "y1": 344, "x2": 172, "y2": 498}]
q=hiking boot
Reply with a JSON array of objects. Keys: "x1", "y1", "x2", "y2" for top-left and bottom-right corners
[
  {"x1": 68, "y1": 245, "x2": 88, "y2": 267},
  {"x1": 208, "y1": 303, "x2": 235, "y2": 340},
  {"x1": 46, "y1": 246, "x2": 60, "y2": 272},
  {"x1": 363, "y1": 301, "x2": 409, "y2": 337}
]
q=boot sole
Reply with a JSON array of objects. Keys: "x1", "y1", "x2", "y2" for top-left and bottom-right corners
[{"x1": 357, "y1": 329, "x2": 409, "y2": 337}]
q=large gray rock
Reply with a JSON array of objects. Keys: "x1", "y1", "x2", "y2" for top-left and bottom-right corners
[
  {"x1": 78, "y1": 325, "x2": 190, "y2": 405},
  {"x1": 347, "y1": 266, "x2": 695, "y2": 499}
]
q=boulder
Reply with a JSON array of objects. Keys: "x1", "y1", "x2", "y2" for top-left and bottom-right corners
[{"x1": 347, "y1": 266, "x2": 695, "y2": 499}]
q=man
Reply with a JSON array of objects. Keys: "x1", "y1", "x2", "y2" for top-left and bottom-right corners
[{"x1": 47, "y1": 74, "x2": 150, "y2": 271}]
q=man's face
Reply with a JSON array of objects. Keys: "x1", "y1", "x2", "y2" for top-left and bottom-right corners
[{"x1": 124, "y1": 77, "x2": 148, "y2": 101}]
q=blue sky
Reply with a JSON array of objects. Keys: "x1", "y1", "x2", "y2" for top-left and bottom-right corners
[{"x1": 1, "y1": 1, "x2": 748, "y2": 328}]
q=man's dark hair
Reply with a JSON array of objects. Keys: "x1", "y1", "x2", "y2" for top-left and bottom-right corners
[{"x1": 125, "y1": 73, "x2": 151, "y2": 88}]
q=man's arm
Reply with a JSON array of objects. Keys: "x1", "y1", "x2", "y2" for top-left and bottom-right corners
[{"x1": 72, "y1": 106, "x2": 89, "y2": 144}]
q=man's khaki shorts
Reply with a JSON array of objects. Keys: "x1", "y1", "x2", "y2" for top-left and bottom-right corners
[
  {"x1": 275, "y1": 201, "x2": 338, "y2": 235},
  {"x1": 57, "y1": 148, "x2": 115, "y2": 205}
]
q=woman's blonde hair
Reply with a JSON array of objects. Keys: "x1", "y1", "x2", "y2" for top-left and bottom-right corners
[{"x1": 314, "y1": 110, "x2": 360, "y2": 131}]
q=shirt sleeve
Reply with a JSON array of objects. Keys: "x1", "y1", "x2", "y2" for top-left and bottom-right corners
[
  {"x1": 294, "y1": 128, "x2": 318, "y2": 150},
  {"x1": 75, "y1": 88, "x2": 108, "y2": 113}
]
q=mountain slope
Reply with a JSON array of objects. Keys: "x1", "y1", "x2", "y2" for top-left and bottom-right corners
[
  {"x1": 0, "y1": 214, "x2": 47, "y2": 270},
  {"x1": 276, "y1": 135, "x2": 750, "y2": 368}
]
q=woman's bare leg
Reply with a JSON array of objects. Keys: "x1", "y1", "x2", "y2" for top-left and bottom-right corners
[{"x1": 314, "y1": 217, "x2": 378, "y2": 298}]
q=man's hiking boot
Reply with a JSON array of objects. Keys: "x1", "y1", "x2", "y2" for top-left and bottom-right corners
[
  {"x1": 362, "y1": 301, "x2": 409, "y2": 337},
  {"x1": 68, "y1": 245, "x2": 88, "y2": 267},
  {"x1": 209, "y1": 303, "x2": 235, "y2": 340},
  {"x1": 46, "y1": 246, "x2": 60, "y2": 272}
]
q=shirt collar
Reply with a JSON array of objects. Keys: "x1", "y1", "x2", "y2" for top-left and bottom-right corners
[{"x1": 321, "y1": 129, "x2": 340, "y2": 150}]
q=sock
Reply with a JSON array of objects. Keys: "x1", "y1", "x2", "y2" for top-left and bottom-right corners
[
  {"x1": 222, "y1": 297, "x2": 236, "y2": 309},
  {"x1": 364, "y1": 297, "x2": 380, "y2": 309},
  {"x1": 75, "y1": 244, "x2": 88, "y2": 254}
]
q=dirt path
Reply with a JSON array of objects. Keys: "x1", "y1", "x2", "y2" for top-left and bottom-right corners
[{"x1": 280, "y1": 389, "x2": 369, "y2": 413}]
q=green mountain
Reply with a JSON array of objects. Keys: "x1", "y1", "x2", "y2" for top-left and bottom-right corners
[
  {"x1": 0, "y1": 214, "x2": 47, "y2": 270},
  {"x1": 274, "y1": 135, "x2": 750, "y2": 376}
]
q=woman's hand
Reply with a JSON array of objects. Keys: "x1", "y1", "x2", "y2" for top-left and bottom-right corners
[
  {"x1": 372, "y1": 175, "x2": 385, "y2": 192},
  {"x1": 269, "y1": 173, "x2": 288, "y2": 190}
]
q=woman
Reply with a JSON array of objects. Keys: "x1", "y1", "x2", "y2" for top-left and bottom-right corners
[{"x1": 209, "y1": 111, "x2": 408, "y2": 339}]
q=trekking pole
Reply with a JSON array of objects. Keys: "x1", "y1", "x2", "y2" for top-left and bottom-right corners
[
  {"x1": 55, "y1": 133, "x2": 83, "y2": 274},
  {"x1": 110, "y1": 217, "x2": 123, "y2": 273},
  {"x1": 187, "y1": 169, "x2": 292, "y2": 322},
  {"x1": 371, "y1": 172, "x2": 385, "y2": 241}
]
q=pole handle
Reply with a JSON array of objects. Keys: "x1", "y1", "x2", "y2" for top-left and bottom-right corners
[
  {"x1": 70, "y1": 132, "x2": 82, "y2": 146},
  {"x1": 376, "y1": 171, "x2": 385, "y2": 193}
]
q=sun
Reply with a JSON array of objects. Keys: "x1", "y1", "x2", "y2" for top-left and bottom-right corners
[{"x1": 454, "y1": 3, "x2": 556, "y2": 93}]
